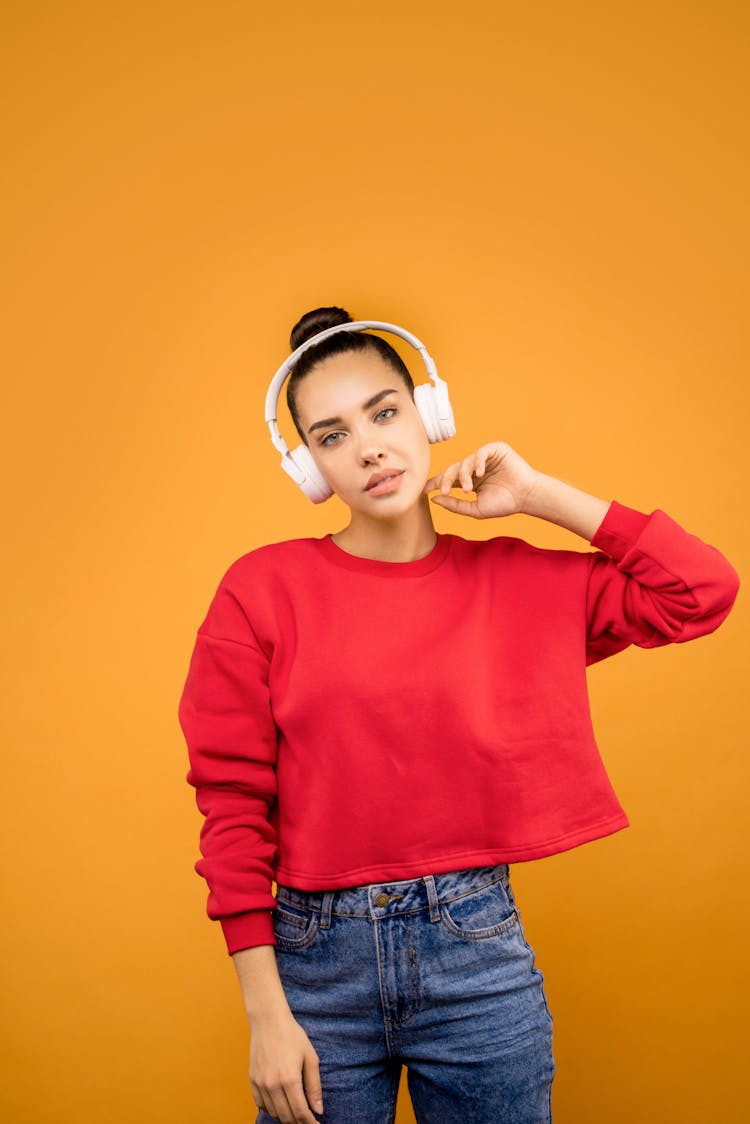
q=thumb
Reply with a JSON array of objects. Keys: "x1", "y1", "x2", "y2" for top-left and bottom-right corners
[
  {"x1": 302, "y1": 1049, "x2": 324, "y2": 1115},
  {"x1": 430, "y1": 494, "x2": 479, "y2": 518}
]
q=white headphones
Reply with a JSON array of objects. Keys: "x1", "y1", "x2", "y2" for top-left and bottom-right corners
[{"x1": 265, "y1": 320, "x2": 456, "y2": 503}]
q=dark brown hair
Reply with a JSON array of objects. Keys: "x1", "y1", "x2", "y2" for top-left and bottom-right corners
[{"x1": 287, "y1": 306, "x2": 415, "y2": 445}]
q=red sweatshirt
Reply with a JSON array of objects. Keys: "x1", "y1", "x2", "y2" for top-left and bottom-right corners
[{"x1": 178, "y1": 501, "x2": 739, "y2": 954}]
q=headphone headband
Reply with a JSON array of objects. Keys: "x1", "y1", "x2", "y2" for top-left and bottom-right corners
[{"x1": 265, "y1": 320, "x2": 449, "y2": 459}]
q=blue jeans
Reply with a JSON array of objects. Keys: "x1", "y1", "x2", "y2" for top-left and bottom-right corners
[{"x1": 257, "y1": 863, "x2": 555, "y2": 1123}]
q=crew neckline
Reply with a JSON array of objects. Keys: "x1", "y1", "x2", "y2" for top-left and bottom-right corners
[{"x1": 317, "y1": 532, "x2": 452, "y2": 576}]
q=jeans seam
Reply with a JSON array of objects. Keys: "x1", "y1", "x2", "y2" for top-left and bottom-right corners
[
  {"x1": 371, "y1": 917, "x2": 394, "y2": 1059},
  {"x1": 385, "y1": 1067, "x2": 400, "y2": 1124},
  {"x1": 439, "y1": 907, "x2": 519, "y2": 941},
  {"x1": 437, "y1": 872, "x2": 508, "y2": 907},
  {"x1": 272, "y1": 911, "x2": 320, "y2": 948}
]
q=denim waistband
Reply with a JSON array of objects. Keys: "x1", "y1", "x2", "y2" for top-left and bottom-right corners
[{"x1": 275, "y1": 862, "x2": 510, "y2": 923}]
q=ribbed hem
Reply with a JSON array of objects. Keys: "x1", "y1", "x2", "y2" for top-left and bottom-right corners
[
  {"x1": 220, "y1": 910, "x2": 276, "y2": 955},
  {"x1": 316, "y1": 532, "x2": 452, "y2": 575},
  {"x1": 590, "y1": 500, "x2": 651, "y2": 560},
  {"x1": 273, "y1": 812, "x2": 630, "y2": 889}
]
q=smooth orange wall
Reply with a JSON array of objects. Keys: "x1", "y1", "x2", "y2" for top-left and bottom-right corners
[{"x1": 2, "y1": 2, "x2": 748, "y2": 1121}]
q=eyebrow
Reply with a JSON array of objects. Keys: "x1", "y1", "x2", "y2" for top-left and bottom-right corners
[{"x1": 307, "y1": 388, "x2": 400, "y2": 435}]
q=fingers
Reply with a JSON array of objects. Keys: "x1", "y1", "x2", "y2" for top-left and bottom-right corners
[
  {"x1": 281, "y1": 1077, "x2": 321, "y2": 1123},
  {"x1": 303, "y1": 1050, "x2": 324, "y2": 1117},
  {"x1": 253, "y1": 1075, "x2": 322, "y2": 1123},
  {"x1": 422, "y1": 446, "x2": 500, "y2": 518},
  {"x1": 424, "y1": 451, "x2": 485, "y2": 497}
]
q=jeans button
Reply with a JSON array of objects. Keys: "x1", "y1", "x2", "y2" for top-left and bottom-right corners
[{"x1": 374, "y1": 892, "x2": 390, "y2": 906}]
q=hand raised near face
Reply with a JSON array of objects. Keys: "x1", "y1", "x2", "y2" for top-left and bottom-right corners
[{"x1": 423, "y1": 441, "x2": 539, "y2": 520}]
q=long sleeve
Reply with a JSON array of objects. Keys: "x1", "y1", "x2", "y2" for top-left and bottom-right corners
[
  {"x1": 585, "y1": 500, "x2": 740, "y2": 665},
  {"x1": 178, "y1": 581, "x2": 279, "y2": 954}
]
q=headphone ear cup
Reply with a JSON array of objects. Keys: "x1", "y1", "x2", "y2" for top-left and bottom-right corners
[
  {"x1": 289, "y1": 443, "x2": 334, "y2": 503},
  {"x1": 414, "y1": 383, "x2": 457, "y2": 442}
]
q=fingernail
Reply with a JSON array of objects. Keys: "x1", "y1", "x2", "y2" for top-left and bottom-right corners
[{"x1": 314, "y1": 1099, "x2": 324, "y2": 1112}]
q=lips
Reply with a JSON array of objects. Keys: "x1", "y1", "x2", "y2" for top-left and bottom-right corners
[{"x1": 365, "y1": 469, "x2": 404, "y2": 491}]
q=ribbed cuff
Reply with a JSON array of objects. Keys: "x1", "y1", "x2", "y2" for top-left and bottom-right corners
[
  {"x1": 220, "y1": 910, "x2": 276, "y2": 955},
  {"x1": 590, "y1": 500, "x2": 651, "y2": 561}
]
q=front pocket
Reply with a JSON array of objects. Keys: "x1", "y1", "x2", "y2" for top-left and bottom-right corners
[
  {"x1": 439, "y1": 877, "x2": 518, "y2": 940},
  {"x1": 273, "y1": 901, "x2": 320, "y2": 948}
]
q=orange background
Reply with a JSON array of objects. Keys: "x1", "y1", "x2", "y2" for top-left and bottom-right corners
[{"x1": 2, "y1": 2, "x2": 748, "y2": 1121}]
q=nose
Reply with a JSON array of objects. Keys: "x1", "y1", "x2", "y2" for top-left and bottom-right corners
[{"x1": 357, "y1": 434, "x2": 387, "y2": 465}]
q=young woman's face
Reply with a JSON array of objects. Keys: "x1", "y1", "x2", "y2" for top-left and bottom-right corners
[{"x1": 294, "y1": 349, "x2": 431, "y2": 518}]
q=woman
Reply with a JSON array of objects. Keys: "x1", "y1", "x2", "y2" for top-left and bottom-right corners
[{"x1": 178, "y1": 306, "x2": 739, "y2": 1124}]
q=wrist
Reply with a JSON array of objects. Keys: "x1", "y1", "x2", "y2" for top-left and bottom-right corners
[
  {"x1": 520, "y1": 472, "x2": 558, "y2": 519},
  {"x1": 520, "y1": 471, "x2": 610, "y2": 541},
  {"x1": 232, "y1": 943, "x2": 291, "y2": 1026},
  {"x1": 246, "y1": 994, "x2": 294, "y2": 1028}
]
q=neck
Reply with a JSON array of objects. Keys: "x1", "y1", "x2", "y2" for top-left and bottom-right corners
[{"x1": 331, "y1": 496, "x2": 438, "y2": 562}]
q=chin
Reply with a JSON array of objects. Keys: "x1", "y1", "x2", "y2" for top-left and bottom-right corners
[{"x1": 376, "y1": 493, "x2": 424, "y2": 520}]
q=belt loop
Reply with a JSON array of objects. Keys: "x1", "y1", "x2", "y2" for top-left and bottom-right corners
[
  {"x1": 423, "y1": 874, "x2": 441, "y2": 922},
  {"x1": 320, "y1": 890, "x2": 334, "y2": 929}
]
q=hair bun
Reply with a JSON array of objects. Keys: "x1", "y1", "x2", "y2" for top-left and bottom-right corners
[{"x1": 290, "y1": 306, "x2": 352, "y2": 351}]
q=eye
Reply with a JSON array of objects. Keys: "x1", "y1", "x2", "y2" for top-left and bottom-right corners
[
  {"x1": 376, "y1": 407, "x2": 397, "y2": 421},
  {"x1": 320, "y1": 431, "x2": 344, "y2": 447}
]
